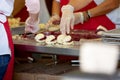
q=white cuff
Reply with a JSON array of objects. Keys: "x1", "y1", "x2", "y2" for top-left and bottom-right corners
[
  {"x1": 79, "y1": 12, "x2": 84, "y2": 24},
  {"x1": 61, "y1": 5, "x2": 74, "y2": 12}
]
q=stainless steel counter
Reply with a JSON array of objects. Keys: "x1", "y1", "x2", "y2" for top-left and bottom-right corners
[
  {"x1": 11, "y1": 26, "x2": 99, "y2": 57},
  {"x1": 13, "y1": 39, "x2": 80, "y2": 56}
]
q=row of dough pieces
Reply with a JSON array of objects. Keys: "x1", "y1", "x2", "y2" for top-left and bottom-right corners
[
  {"x1": 35, "y1": 25, "x2": 108, "y2": 45},
  {"x1": 35, "y1": 33, "x2": 74, "y2": 45}
]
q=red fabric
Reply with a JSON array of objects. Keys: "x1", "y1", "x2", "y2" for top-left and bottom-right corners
[
  {"x1": 60, "y1": 0, "x2": 115, "y2": 31},
  {"x1": 14, "y1": 6, "x2": 29, "y2": 22},
  {"x1": 2, "y1": 21, "x2": 14, "y2": 80}
]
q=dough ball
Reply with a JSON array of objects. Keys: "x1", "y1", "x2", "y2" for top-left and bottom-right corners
[
  {"x1": 34, "y1": 33, "x2": 46, "y2": 43},
  {"x1": 57, "y1": 34, "x2": 66, "y2": 44},
  {"x1": 45, "y1": 35, "x2": 56, "y2": 45}
]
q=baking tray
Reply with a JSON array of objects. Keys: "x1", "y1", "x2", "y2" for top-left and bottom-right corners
[{"x1": 102, "y1": 29, "x2": 120, "y2": 45}]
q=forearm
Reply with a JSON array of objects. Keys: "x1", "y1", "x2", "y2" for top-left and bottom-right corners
[
  {"x1": 28, "y1": 13, "x2": 39, "y2": 22},
  {"x1": 12, "y1": 0, "x2": 25, "y2": 16},
  {"x1": 52, "y1": 0, "x2": 60, "y2": 16},
  {"x1": 25, "y1": 0, "x2": 40, "y2": 22},
  {"x1": 89, "y1": 0, "x2": 119, "y2": 17},
  {"x1": 68, "y1": 0, "x2": 92, "y2": 11}
]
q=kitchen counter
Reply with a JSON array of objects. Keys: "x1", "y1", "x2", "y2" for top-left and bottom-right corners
[{"x1": 13, "y1": 39, "x2": 80, "y2": 56}]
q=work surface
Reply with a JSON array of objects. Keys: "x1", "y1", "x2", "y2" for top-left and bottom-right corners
[
  {"x1": 13, "y1": 39, "x2": 80, "y2": 56},
  {"x1": 12, "y1": 26, "x2": 99, "y2": 56}
]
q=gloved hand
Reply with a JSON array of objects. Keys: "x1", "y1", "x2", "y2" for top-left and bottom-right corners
[
  {"x1": 25, "y1": 0, "x2": 40, "y2": 33},
  {"x1": 74, "y1": 12, "x2": 84, "y2": 25},
  {"x1": 60, "y1": 5, "x2": 84, "y2": 35},
  {"x1": 60, "y1": 5, "x2": 74, "y2": 35},
  {"x1": 25, "y1": 17, "x2": 40, "y2": 33},
  {"x1": 46, "y1": 14, "x2": 60, "y2": 27}
]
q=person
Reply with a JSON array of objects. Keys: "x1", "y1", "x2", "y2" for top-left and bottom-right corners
[
  {"x1": 59, "y1": 0, "x2": 120, "y2": 34},
  {"x1": 0, "y1": 0, "x2": 40, "y2": 80},
  {"x1": 47, "y1": 0, "x2": 120, "y2": 35},
  {"x1": 46, "y1": 0, "x2": 120, "y2": 61},
  {"x1": 12, "y1": 0, "x2": 50, "y2": 23},
  {"x1": 46, "y1": 0, "x2": 61, "y2": 27}
]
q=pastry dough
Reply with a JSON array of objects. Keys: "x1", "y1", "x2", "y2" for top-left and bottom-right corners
[
  {"x1": 34, "y1": 33, "x2": 46, "y2": 43},
  {"x1": 96, "y1": 25, "x2": 108, "y2": 35},
  {"x1": 57, "y1": 34, "x2": 74, "y2": 45},
  {"x1": 62, "y1": 35, "x2": 74, "y2": 45},
  {"x1": 45, "y1": 35, "x2": 56, "y2": 45},
  {"x1": 57, "y1": 34, "x2": 66, "y2": 44}
]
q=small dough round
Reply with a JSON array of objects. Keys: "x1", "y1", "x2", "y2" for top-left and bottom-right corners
[
  {"x1": 63, "y1": 35, "x2": 74, "y2": 45},
  {"x1": 96, "y1": 25, "x2": 108, "y2": 35},
  {"x1": 57, "y1": 34, "x2": 66, "y2": 44},
  {"x1": 34, "y1": 33, "x2": 45, "y2": 43},
  {"x1": 45, "y1": 35, "x2": 56, "y2": 45}
]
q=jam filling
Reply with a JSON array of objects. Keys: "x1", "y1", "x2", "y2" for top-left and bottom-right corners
[{"x1": 39, "y1": 36, "x2": 46, "y2": 40}]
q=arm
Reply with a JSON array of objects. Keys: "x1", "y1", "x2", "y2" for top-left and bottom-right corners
[
  {"x1": 12, "y1": 0, "x2": 25, "y2": 17},
  {"x1": 88, "y1": 0, "x2": 119, "y2": 17},
  {"x1": 68, "y1": 0, "x2": 119, "y2": 17},
  {"x1": 46, "y1": 0, "x2": 60, "y2": 26},
  {"x1": 68, "y1": 0, "x2": 92, "y2": 11},
  {"x1": 52, "y1": 0, "x2": 60, "y2": 16},
  {"x1": 68, "y1": 0, "x2": 119, "y2": 24},
  {"x1": 25, "y1": 0, "x2": 40, "y2": 33},
  {"x1": 25, "y1": 0, "x2": 40, "y2": 21}
]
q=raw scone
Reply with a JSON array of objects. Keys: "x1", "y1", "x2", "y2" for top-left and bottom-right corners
[
  {"x1": 45, "y1": 35, "x2": 56, "y2": 45},
  {"x1": 62, "y1": 35, "x2": 74, "y2": 45},
  {"x1": 57, "y1": 34, "x2": 74, "y2": 45},
  {"x1": 57, "y1": 34, "x2": 66, "y2": 44},
  {"x1": 12, "y1": 34, "x2": 21, "y2": 40},
  {"x1": 96, "y1": 25, "x2": 108, "y2": 35},
  {"x1": 34, "y1": 33, "x2": 46, "y2": 43}
]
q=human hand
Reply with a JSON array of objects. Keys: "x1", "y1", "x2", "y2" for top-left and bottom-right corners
[
  {"x1": 60, "y1": 5, "x2": 74, "y2": 35},
  {"x1": 74, "y1": 12, "x2": 84, "y2": 25},
  {"x1": 25, "y1": 17, "x2": 40, "y2": 33},
  {"x1": 46, "y1": 15, "x2": 60, "y2": 27}
]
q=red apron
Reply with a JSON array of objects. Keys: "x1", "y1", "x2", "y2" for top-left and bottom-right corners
[
  {"x1": 60, "y1": 0, "x2": 115, "y2": 31},
  {"x1": 0, "y1": 20, "x2": 14, "y2": 80}
]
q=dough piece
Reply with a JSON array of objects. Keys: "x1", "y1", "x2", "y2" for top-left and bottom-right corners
[
  {"x1": 57, "y1": 34, "x2": 74, "y2": 45},
  {"x1": 39, "y1": 23, "x2": 46, "y2": 30},
  {"x1": 8, "y1": 18, "x2": 20, "y2": 28},
  {"x1": 34, "y1": 33, "x2": 46, "y2": 43},
  {"x1": 96, "y1": 25, "x2": 108, "y2": 35},
  {"x1": 45, "y1": 35, "x2": 56, "y2": 45},
  {"x1": 57, "y1": 34, "x2": 66, "y2": 44},
  {"x1": 48, "y1": 25, "x2": 60, "y2": 31},
  {"x1": 12, "y1": 34, "x2": 20, "y2": 40},
  {"x1": 63, "y1": 35, "x2": 74, "y2": 45}
]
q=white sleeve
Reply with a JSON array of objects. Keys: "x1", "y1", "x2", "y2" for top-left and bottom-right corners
[
  {"x1": 94, "y1": 0, "x2": 104, "y2": 5},
  {"x1": 25, "y1": 0, "x2": 40, "y2": 14},
  {"x1": 56, "y1": 0, "x2": 60, "y2": 2}
]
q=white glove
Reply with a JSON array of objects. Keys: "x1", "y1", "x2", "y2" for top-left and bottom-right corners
[
  {"x1": 60, "y1": 5, "x2": 85, "y2": 35},
  {"x1": 60, "y1": 5, "x2": 74, "y2": 35},
  {"x1": 46, "y1": 15, "x2": 60, "y2": 27},
  {"x1": 25, "y1": 17, "x2": 40, "y2": 33},
  {"x1": 74, "y1": 12, "x2": 84, "y2": 25}
]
